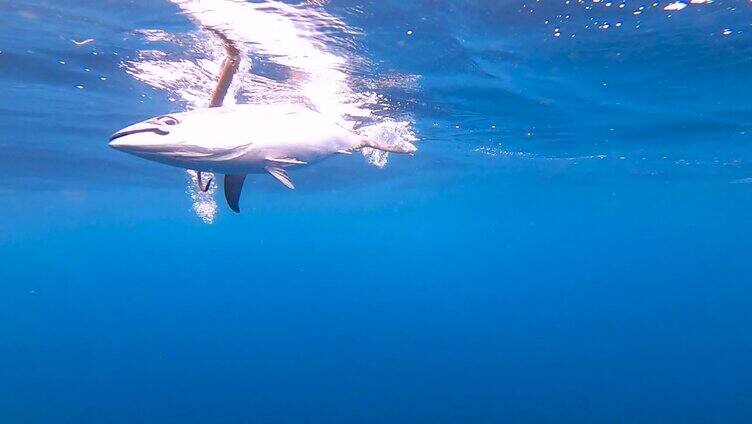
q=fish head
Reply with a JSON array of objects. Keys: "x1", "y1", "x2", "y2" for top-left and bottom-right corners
[
  {"x1": 109, "y1": 113, "x2": 189, "y2": 158},
  {"x1": 108, "y1": 109, "x2": 241, "y2": 169}
]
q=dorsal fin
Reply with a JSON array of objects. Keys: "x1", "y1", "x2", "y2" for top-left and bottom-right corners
[
  {"x1": 205, "y1": 26, "x2": 240, "y2": 108},
  {"x1": 266, "y1": 167, "x2": 295, "y2": 189},
  {"x1": 224, "y1": 174, "x2": 246, "y2": 213}
]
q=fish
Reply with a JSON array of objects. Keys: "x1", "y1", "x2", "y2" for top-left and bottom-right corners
[
  {"x1": 72, "y1": 38, "x2": 94, "y2": 46},
  {"x1": 109, "y1": 104, "x2": 416, "y2": 212},
  {"x1": 110, "y1": 21, "x2": 415, "y2": 213}
]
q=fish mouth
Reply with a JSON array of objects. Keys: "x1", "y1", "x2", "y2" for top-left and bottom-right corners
[{"x1": 109, "y1": 127, "x2": 168, "y2": 142}]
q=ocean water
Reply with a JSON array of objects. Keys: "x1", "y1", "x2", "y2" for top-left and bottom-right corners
[{"x1": 2, "y1": 0, "x2": 752, "y2": 422}]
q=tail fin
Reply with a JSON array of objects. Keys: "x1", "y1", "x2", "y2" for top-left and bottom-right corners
[{"x1": 361, "y1": 138, "x2": 417, "y2": 154}]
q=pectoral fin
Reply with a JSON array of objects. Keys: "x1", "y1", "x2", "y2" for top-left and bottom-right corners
[
  {"x1": 266, "y1": 167, "x2": 295, "y2": 189},
  {"x1": 266, "y1": 157, "x2": 307, "y2": 166},
  {"x1": 223, "y1": 174, "x2": 246, "y2": 213}
]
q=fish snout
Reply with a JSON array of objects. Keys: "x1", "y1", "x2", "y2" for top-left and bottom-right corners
[{"x1": 109, "y1": 122, "x2": 169, "y2": 152}]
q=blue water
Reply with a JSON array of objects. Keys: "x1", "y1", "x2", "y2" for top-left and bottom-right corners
[{"x1": 2, "y1": 0, "x2": 752, "y2": 422}]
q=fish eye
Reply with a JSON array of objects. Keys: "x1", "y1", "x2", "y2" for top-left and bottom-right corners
[{"x1": 158, "y1": 116, "x2": 179, "y2": 125}]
